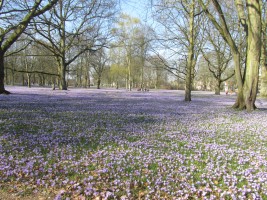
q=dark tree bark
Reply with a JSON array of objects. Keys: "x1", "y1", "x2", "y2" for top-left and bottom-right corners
[
  {"x1": 0, "y1": 52, "x2": 10, "y2": 94},
  {"x1": 97, "y1": 77, "x2": 101, "y2": 89}
]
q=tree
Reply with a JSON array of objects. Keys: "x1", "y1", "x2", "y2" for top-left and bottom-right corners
[
  {"x1": 0, "y1": 0, "x2": 59, "y2": 94},
  {"x1": 109, "y1": 64, "x2": 127, "y2": 89},
  {"x1": 5, "y1": 40, "x2": 58, "y2": 87},
  {"x1": 72, "y1": 52, "x2": 92, "y2": 88},
  {"x1": 31, "y1": 0, "x2": 117, "y2": 90},
  {"x1": 195, "y1": 57, "x2": 215, "y2": 91},
  {"x1": 260, "y1": 1, "x2": 267, "y2": 96},
  {"x1": 112, "y1": 14, "x2": 144, "y2": 91},
  {"x1": 199, "y1": 0, "x2": 262, "y2": 111},
  {"x1": 91, "y1": 49, "x2": 109, "y2": 89},
  {"x1": 201, "y1": 25, "x2": 235, "y2": 95},
  {"x1": 147, "y1": 56, "x2": 169, "y2": 89},
  {"x1": 109, "y1": 46, "x2": 128, "y2": 89},
  {"x1": 152, "y1": 0, "x2": 204, "y2": 101}
]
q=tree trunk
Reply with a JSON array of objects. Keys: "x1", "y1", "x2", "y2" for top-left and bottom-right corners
[
  {"x1": 22, "y1": 74, "x2": 25, "y2": 86},
  {"x1": 185, "y1": 2, "x2": 195, "y2": 101},
  {"x1": 260, "y1": 66, "x2": 267, "y2": 96},
  {"x1": 243, "y1": 0, "x2": 261, "y2": 111},
  {"x1": 52, "y1": 76, "x2": 56, "y2": 90},
  {"x1": 5, "y1": 67, "x2": 8, "y2": 85},
  {"x1": 27, "y1": 73, "x2": 31, "y2": 88},
  {"x1": 79, "y1": 66, "x2": 82, "y2": 87},
  {"x1": 0, "y1": 52, "x2": 10, "y2": 94},
  {"x1": 215, "y1": 80, "x2": 221, "y2": 95},
  {"x1": 260, "y1": 9, "x2": 267, "y2": 97},
  {"x1": 97, "y1": 77, "x2": 101, "y2": 89},
  {"x1": 84, "y1": 75, "x2": 88, "y2": 88},
  {"x1": 127, "y1": 56, "x2": 132, "y2": 91},
  {"x1": 232, "y1": 52, "x2": 246, "y2": 109},
  {"x1": 88, "y1": 73, "x2": 91, "y2": 88},
  {"x1": 58, "y1": 61, "x2": 67, "y2": 90}
]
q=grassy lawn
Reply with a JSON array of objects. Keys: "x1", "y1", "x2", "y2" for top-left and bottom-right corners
[{"x1": 0, "y1": 86, "x2": 267, "y2": 199}]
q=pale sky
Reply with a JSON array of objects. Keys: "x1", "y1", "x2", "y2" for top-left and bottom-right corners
[{"x1": 120, "y1": 0, "x2": 152, "y2": 22}]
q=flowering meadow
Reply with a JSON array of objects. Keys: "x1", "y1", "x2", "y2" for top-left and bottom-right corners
[{"x1": 0, "y1": 86, "x2": 267, "y2": 200}]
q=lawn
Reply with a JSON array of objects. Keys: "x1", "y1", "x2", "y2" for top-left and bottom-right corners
[{"x1": 0, "y1": 86, "x2": 267, "y2": 199}]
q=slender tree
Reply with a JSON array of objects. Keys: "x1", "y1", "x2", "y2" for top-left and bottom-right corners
[
  {"x1": 112, "y1": 14, "x2": 145, "y2": 91},
  {"x1": 153, "y1": 0, "x2": 204, "y2": 101},
  {"x1": 91, "y1": 49, "x2": 109, "y2": 89}
]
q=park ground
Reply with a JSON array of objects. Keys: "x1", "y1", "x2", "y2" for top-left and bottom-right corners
[{"x1": 0, "y1": 86, "x2": 267, "y2": 199}]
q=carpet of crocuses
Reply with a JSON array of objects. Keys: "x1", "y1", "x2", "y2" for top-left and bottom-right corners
[{"x1": 0, "y1": 86, "x2": 267, "y2": 200}]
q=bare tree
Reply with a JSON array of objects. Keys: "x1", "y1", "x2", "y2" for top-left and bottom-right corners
[
  {"x1": 31, "y1": 0, "x2": 118, "y2": 90},
  {"x1": 112, "y1": 14, "x2": 143, "y2": 91},
  {"x1": 201, "y1": 25, "x2": 235, "y2": 95},
  {"x1": 152, "y1": 0, "x2": 204, "y2": 101},
  {"x1": 146, "y1": 55, "x2": 169, "y2": 89},
  {"x1": 91, "y1": 49, "x2": 108, "y2": 89},
  {"x1": 0, "y1": 0, "x2": 59, "y2": 94},
  {"x1": 199, "y1": 0, "x2": 262, "y2": 111}
]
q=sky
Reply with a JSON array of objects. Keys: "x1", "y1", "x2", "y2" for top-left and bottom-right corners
[{"x1": 120, "y1": 0, "x2": 152, "y2": 23}]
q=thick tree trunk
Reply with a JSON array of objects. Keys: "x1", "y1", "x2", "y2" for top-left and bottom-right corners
[
  {"x1": 58, "y1": 61, "x2": 67, "y2": 90},
  {"x1": 0, "y1": 52, "x2": 10, "y2": 94},
  {"x1": 260, "y1": 11, "x2": 267, "y2": 97},
  {"x1": 260, "y1": 66, "x2": 267, "y2": 96},
  {"x1": 243, "y1": 0, "x2": 261, "y2": 111},
  {"x1": 97, "y1": 77, "x2": 101, "y2": 89},
  {"x1": 215, "y1": 80, "x2": 221, "y2": 95}
]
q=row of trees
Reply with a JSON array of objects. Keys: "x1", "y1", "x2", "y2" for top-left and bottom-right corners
[
  {"x1": 4, "y1": 14, "x2": 170, "y2": 90},
  {"x1": 0, "y1": 0, "x2": 266, "y2": 111}
]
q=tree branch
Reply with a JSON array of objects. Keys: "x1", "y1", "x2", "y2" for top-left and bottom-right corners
[{"x1": 6, "y1": 67, "x2": 59, "y2": 76}]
